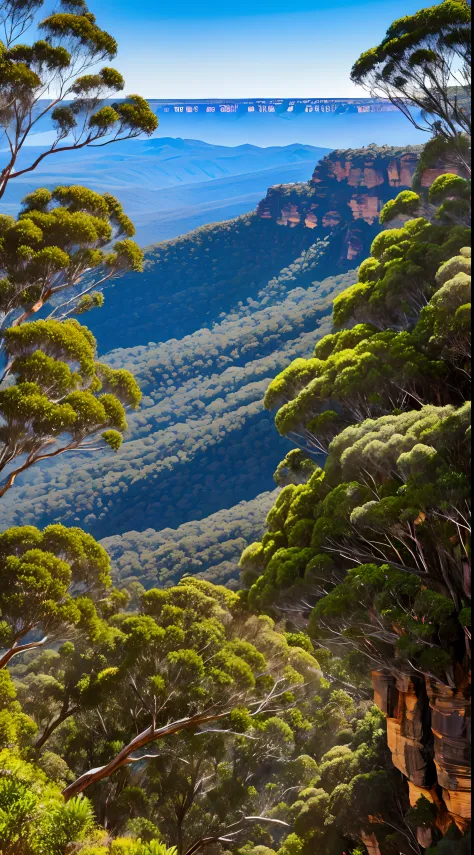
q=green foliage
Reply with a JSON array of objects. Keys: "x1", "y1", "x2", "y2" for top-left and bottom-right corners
[
  {"x1": 0, "y1": 185, "x2": 144, "y2": 328},
  {"x1": 261, "y1": 194, "x2": 471, "y2": 502},
  {"x1": 0, "y1": 748, "x2": 97, "y2": 854},
  {"x1": 428, "y1": 173, "x2": 471, "y2": 204},
  {"x1": 0, "y1": 669, "x2": 36, "y2": 748},
  {"x1": 311, "y1": 561, "x2": 461, "y2": 680},
  {"x1": 412, "y1": 135, "x2": 471, "y2": 192},
  {"x1": 406, "y1": 795, "x2": 438, "y2": 828},
  {"x1": 0, "y1": 1, "x2": 157, "y2": 200},
  {"x1": 0, "y1": 1, "x2": 471, "y2": 845},
  {"x1": 0, "y1": 524, "x2": 112, "y2": 669},
  {"x1": 245, "y1": 167, "x2": 471, "y2": 707},
  {"x1": 426, "y1": 827, "x2": 472, "y2": 855},
  {"x1": 0, "y1": 318, "x2": 141, "y2": 496},
  {"x1": 277, "y1": 834, "x2": 303, "y2": 855},
  {"x1": 379, "y1": 190, "x2": 421, "y2": 224},
  {"x1": 265, "y1": 707, "x2": 397, "y2": 855},
  {"x1": 350, "y1": 1, "x2": 471, "y2": 146},
  {"x1": 273, "y1": 450, "x2": 318, "y2": 487},
  {"x1": 46, "y1": 577, "x2": 323, "y2": 807}
]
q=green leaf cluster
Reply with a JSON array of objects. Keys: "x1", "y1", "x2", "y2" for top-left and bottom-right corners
[
  {"x1": 0, "y1": 318, "x2": 141, "y2": 496},
  {"x1": 350, "y1": 0, "x2": 471, "y2": 146},
  {"x1": 244, "y1": 170, "x2": 471, "y2": 690},
  {"x1": 0, "y1": 185, "x2": 143, "y2": 327},
  {"x1": 0, "y1": 0, "x2": 158, "y2": 200}
]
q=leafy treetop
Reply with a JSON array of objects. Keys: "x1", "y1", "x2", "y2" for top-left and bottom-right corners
[
  {"x1": 0, "y1": 523, "x2": 112, "y2": 669},
  {"x1": 0, "y1": 0, "x2": 158, "y2": 199},
  {"x1": 0, "y1": 185, "x2": 144, "y2": 332},
  {"x1": 0, "y1": 317, "x2": 141, "y2": 496},
  {"x1": 350, "y1": 0, "x2": 471, "y2": 161},
  {"x1": 58, "y1": 577, "x2": 321, "y2": 801}
]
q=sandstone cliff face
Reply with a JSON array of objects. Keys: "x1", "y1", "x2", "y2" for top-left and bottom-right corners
[
  {"x1": 256, "y1": 144, "x2": 469, "y2": 272},
  {"x1": 373, "y1": 669, "x2": 471, "y2": 843},
  {"x1": 256, "y1": 144, "x2": 422, "y2": 268}
]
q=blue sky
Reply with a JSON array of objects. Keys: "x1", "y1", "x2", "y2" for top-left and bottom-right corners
[{"x1": 87, "y1": 0, "x2": 430, "y2": 97}]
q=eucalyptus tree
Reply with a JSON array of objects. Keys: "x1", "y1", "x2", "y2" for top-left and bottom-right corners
[
  {"x1": 244, "y1": 167, "x2": 471, "y2": 694},
  {"x1": 0, "y1": 740, "x2": 179, "y2": 854},
  {"x1": 0, "y1": 0, "x2": 158, "y2": 199},
  {"x1": 59, "y1": 578, "x2": 322, "y2": 802},
  {"x1": 263, "y1": 188, "x2": 470, "y2": 462},
  {"x1": 0, "y1": 185, "x2": 144, "y2": 334},
  {"x1": 351, "y1": 0, "x2": 471, "y2": 160},
  {"x1": 0, "y1": 317, "x2": 141, "y2": 496},
  {"x1": 0, "y1": 523, "x2": 112, "y2": 669},
  {"x1": 85, "y1": 681, "x2": 325, "y2": 852}
]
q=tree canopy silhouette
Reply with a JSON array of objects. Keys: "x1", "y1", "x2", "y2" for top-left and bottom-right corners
[{"x1": 0, "y1": 0, "x2": 158, "y2": 199}]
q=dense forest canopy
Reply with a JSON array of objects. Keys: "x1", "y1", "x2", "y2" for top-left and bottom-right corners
[
  {"x1": 0, "y1": 141, "x2": 429, "y2": 541},
  {"x1": 0, "y1": 0, "x2": 471, "y2": 854}
]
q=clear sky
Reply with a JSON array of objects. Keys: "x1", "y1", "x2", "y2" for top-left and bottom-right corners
[{"x1": 87, "y1": 0, "x2": 430, "y2": 98}]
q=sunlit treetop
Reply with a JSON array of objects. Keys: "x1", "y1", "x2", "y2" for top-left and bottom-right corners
[
  {"x1": 351, "y1": 0, "x2": 471, "y2": 149},
  {"x1": 0, "y1": 0, "x2": 158, "y2": 200},
  {"x1": 0, "y1": 184, "x2": 144, "y2": 330},
  {"x1": 0, "y1": 317, "x2": 141, "y2": 498},
  {"x1": 0, "y1": 523, "x2": 112, "y2": 670}
]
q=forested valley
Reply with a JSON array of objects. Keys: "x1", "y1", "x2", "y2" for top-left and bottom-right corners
[{"x1": 0, "y1": 1, "x2": 471, "y2": 854}]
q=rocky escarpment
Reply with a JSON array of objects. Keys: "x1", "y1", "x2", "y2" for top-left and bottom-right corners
[
  {"x1": 256, "y1": 144, "x2": 470, "y2": 271},
  {"x1": 373, "y1": 670, "x2": 471, "y2": 845},
  {"x1": 256, "y1": 144, "x2": 422, "y2": 265}
]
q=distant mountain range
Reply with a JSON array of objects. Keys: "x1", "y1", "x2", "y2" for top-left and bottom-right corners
[
  {"x1": 1, "y1": 97, "x2": 426, "y2": 244},
  {"x1": 1, "y1": 138, "x2": 330, "y2": 245}
]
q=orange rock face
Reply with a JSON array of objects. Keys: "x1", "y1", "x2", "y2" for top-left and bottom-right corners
[
  {"x1": 426, "y1": 678, "x2": 471, "y2": 825},
  {"x1": 276, "y1": 204, "x2": 301, "y2": 227},
  {"x1": 421, "y1": 167, "x2": 456, "y2": 187},
  {"x1": 400, "y1": 154, "x2": 420, "y2": 186},
  {"x1": 328, "y1": 160, "x2": 385, "y2": 188},
  {"x1": 387, "y1": 717, "x2": 428, "y2": 785},
  {"x1": 363, "y1": 167, "x2": 385, "y2": 188},
  {"x1": 346, "y1": 240, "x2": 361, "y2": 261},
  {"x1": 418, "y1": 150, "x2": 470, "y2": 187},
  {"x1": 254, "y1": 147, "x2": 425, "y2": 269},
  {"x1": 360, "y1": 830, "x2": 382, "y2": 855},
  {"x1": 348, "y1": 195, "x2": 380, "y2": 224},
  {"x1": 319, "y1": 151, "x2": 416, "y2": 191},
  {"x1": 346, "y1": 166, "x2": 363, "y2": 187},
  {"x1": 387, "y1": 153, "x2": 419, "y2": 187},
  {"x1": 373, "y1": 669, "x2": 399, "y2": 715},
  {"x1": 373, "y1": 670, "x2": 471, "y2": 838},
  {"x1": 255, "y1": 144, "x2": 467, "y2": 276},
  {"x1": 331, "y1": 160, "x2": 352, "y2": 182},
  {"x1": 322, "y1": 210, "x2": 341, "y2": 228},
  {"x1": 381, "y1": 673, "x2": 430, "y2": 787}
]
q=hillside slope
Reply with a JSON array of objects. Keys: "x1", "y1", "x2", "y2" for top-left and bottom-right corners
[
  {"x1": 1, "y1": 264, "x2": 354, "y2": 538},
  {"x1": 101, "y1": 489, "x2": 279, "y2": 590},
  {"x1": 0, "y1": 144, "x2": 423, "y2": 570},
  {"x1": 84, "y1": 143, "x2": 422, "y2": 354}
]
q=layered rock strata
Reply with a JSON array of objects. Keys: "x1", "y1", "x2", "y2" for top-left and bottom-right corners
[
  {"x1": 256, "y1": 145, "x2": 422, "y2": 266},
  {"x1": 372, "y1": 669, "x2": 471, "y2": 840},
  {"x1": 256, "y1": 143, "x2": 469, "y2": 271}
]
